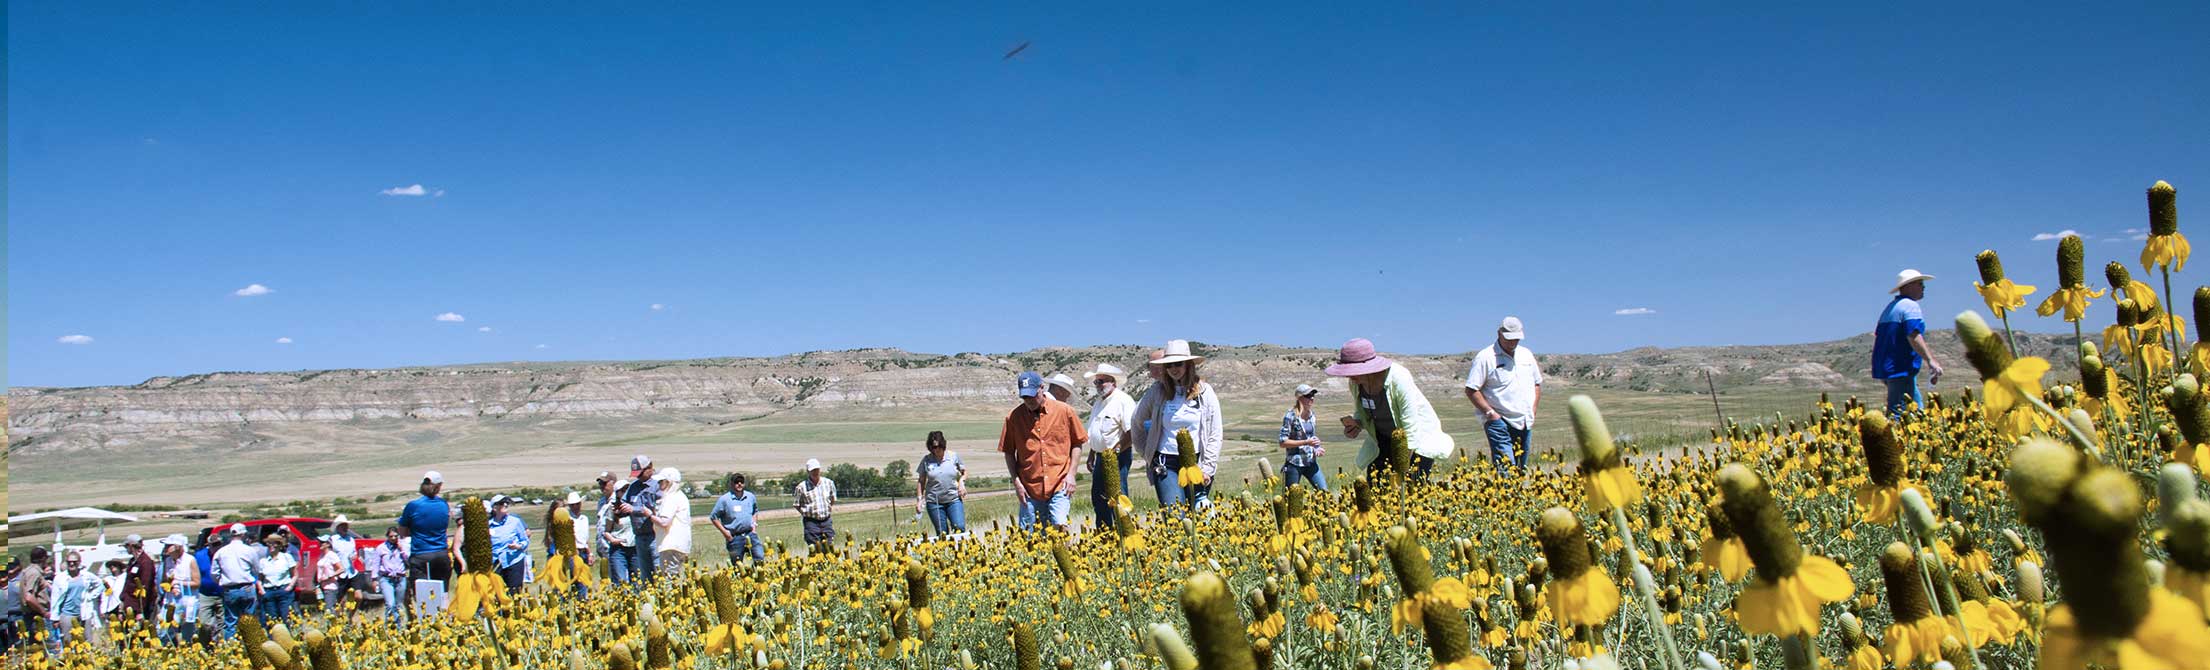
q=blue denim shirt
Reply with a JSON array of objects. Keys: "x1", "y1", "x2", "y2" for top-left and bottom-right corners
[
  {"x1": 1279, "y1": 410, "x2": 1320, "y2": 468},
  {"x1": 710, "y1": 491, "x2": 758, "y2": 535},
  {"x1": 488, "y1": 513, "x2": 529, "y2": 570}
]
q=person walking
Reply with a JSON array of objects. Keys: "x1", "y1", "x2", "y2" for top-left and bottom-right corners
[
  {"x1": 212, "y1": 526, "x2": 258, "y2": 641},
  {"x1": 649, "y1": 470, "x2": 693, "y2": 576},
  {"x1": 1082, "y1": 363, "x2": 1137, "y2": 529},
  {"x1": 1278, "y1": 384, "x2": 1329, "y2": 490},
  {"x1": 367, "y1": 527, "x2": 409, "y2": 626},
  {"x1": 614, "y1": 456, "x2": 664, "y2": 585},
  {"x1": 485, "y1": 496, "x2": 531, "y2": 594},
  {"x1": 256, "y1": 534, "x2": 298, "y2": 623},
  {"x1": 1464, "y1": 317, "x2": 1545, "y2": 473},
  {"x1": 397, "y1": 471, "x2": 455, "y2": 607},
  {"x1": 1327, "y1": 338, "x2": 1455, "y2": 481},
  {"x1": 160, "y1": 535, "x2": 199, "y2": 644},
  {"x1": 793, "y1": 459, "x2": 839, "y2": 555},
  {"x1": 915, "y1": 432, "x2": 969, "y2": 536},
  {"x1": 711, "y1": 474, "x2": 766, "y2": 564},
  {"x1": 1132, "y1": 341, "x2": 1222, "y2": 511},
  {"x1": 1000, "y1": 371, "x2": 1090, "y2": 532},
  {"x1": 1874, "y1": 269, "x2": 1945, "y2": 416}
]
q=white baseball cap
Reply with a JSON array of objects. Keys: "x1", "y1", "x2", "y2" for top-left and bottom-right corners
[
  {"x1": 1294, "y1": 383, "x2": 1319, "y2": 398},
  {"x1": 651, "y1": 468, "x2": 683, "y2": 484},
  {"x1": 228, "y1": 523, "x2": 248, "y2": 536},
  {"x1": 165, "y1": 534, "x2": 187, "y2": 547},
  {"x1": 630, "y1": 455, "x2": 653, "y2": 472},
  {"x1": 1499, "y1": 316, "x2": 1525, "y2": 341},
  {"x1": 125, "y1": 534, "x2": 143, "y2": 545},
  {"x1": 805, "y1": 458, "x2": 823, "y2": 471},
  {"x1": 422, "y1": 470, "x2": 445, "y2": 485}
]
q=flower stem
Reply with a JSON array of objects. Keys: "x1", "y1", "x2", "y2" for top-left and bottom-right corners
[
  {"x1": 1998, "y1": 313, "x2": 2019, "y2": 360},
  {"x1": 1919, "y1": 550, "x2": 1985, "y2": 670},
  {"x1": 1608, "y1": 506, "x2": 1683, "y2": 670},
  {"x1": 2164, "y1": 266, "x2": 2185, "y2": 365}
]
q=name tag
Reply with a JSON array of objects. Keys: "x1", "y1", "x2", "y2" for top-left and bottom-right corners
[{"x1": 1360, "y1": 397, "x2": 1379, "y2": 410}]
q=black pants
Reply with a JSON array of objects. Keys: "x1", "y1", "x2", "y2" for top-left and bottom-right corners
[
  {"x1": 497, "y1": 562, "x2": 527, "y2": 593},
  {"x1": 404, "y1": 552, "x2": 453, "y2": 602}
]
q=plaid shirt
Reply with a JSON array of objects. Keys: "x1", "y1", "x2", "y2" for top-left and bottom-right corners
[{"x1": 1279, "y1": 411, "x2": 1320, "y2": 468}]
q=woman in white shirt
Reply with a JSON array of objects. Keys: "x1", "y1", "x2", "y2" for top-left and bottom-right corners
[
  {"x1": 255, "y1": 535, "x2": 299, "y2": 623},
  {"x1": 650, "y1": 468, "x2": 693, "y2": 576},
  {"x1": 1133, "y1": 340, "x2": 1224, "y2": 512}
]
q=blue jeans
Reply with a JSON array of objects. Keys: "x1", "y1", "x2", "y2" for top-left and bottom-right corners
[
  {"x1": 259, "y1": 589, "x2": 294, "y2": 623},
  {"x1": 1148, "y1": 453, "x2": 1210, "y2": 514},
  {"x1": 378, "y1": 575, "x2": 407, "y2": 625},
  {"x1": 1282, "y1": 459, "x2": 1329, "y2": 490},
  {"x1": 628, "y1": 531, "x2": 658, "y2": 586},
  {"x1": 607, "y1": 544, "x2": 636, "y2": 584},
  {"x1": 221, "y1": 589, "x2": 257, "y2": 640},
  {"x1": 1017, "y1": 490, "x2": 1072, "y2": 530},
  {"x1": 1089, "y1": 449, "x2": 1132, "y2": 528},
  {"x1": 1884, "y1": 376, "x2": 1921, "y2": 417},
  {"x1": 725, "y1": 531, "x2": 767, "y2": 563},
  {"x1": 925, "y1": 500, "x2": 967, "y2": 535},
  {"x1": 1485, "y1": 419, "x2": 1531, "y2": 473}
]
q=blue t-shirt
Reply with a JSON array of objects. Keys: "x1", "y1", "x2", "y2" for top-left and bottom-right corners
[
  {"x1": 398, "y1": 496, "x2": 452, "y2": 555},
  {"x1": 195, "y1": 546, "x2": 223, "y2": 596},
  {"x1": 710, "y1": 491, "x2": 758, "y2": 534},
  {"x1": 1872, "y1": 296, "x2": 1927, "y2": 379}
]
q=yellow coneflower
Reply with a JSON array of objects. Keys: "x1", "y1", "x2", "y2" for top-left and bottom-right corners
[
  {"x1": 1878, "y1": 542, "x2": 1953, "y2": 664},
  {"x1": 1950, "y1": 568, "x2": 2026, "y2": 647},
  {"x1": 2036, "y1": 234, "x2": 2106, "y2": 321},
  {"x1": 1699, "y1": 503, "x2": 1751, "y2": 582},
  {"x1": 449, "y1": 496, "x2": 510, "y2": 619},
  {"x1": 542, "y1": 506, "x2": 595, "y2": 594},
  {"x1": 1850, "y1": 415, "x2": 1921, "y2": 525},
  {"x1": 1535, "y1": 508, "x2": 1620, "y2": 629},
  {"x1": 2142, "y1": 180, "x2": 2188, "y2": 272},
  {"x1": 1174, "y1": 430, "x2": 1206, "y2": 489},
  {"x1": 1181, "y1": 572, "x2": 1258, "y2": 670},
  {"x1": 2108, "y1": 261, "x2": 2161, "y2": 311},
  {"x1": 904, "y1": 559, "x2": 936, "y2": 639},
  {"x1": 1716, "y1": 465, "x2": 1854, "y2": 637},
  {"x1": 2160, "y1": 466, "x2": 2210, "y2": 616},
  {"x1": 2007, "y1": 438, "x2": 2210, "y2": 668},
  {"x1": 1975, "y1": 250, "x2": 2037, "y2": 318},
  {"x1": 1568, "y1": 395, "x2": 1641, "y2": 512},
  {"x1": 703, "y1": 573, "x2": 762, "y2": 655},
  {"x1": 1838, "y1": 613, "x2": 1883, "y2": 670},
  {"x1": 1957, "y1": 311, "x2": 2051, "y2": 437},
  {"x1": 2078, "y1": 342, "x2": 2130, "y2": 418}
]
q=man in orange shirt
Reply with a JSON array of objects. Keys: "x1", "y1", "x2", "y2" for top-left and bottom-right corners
[{"x1": 1000, "y1": 371, "x2": 1088, "y2": 533}]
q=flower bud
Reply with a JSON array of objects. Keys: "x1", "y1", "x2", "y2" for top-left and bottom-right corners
[
  {"x1": 1880, "y1": 543, "x2": 1933, "y2": 622},
  {"x1": 1181, "y1": 573, "x2": 1256, "y2": 670},
  {"x1": 1537, "y1": 508, "x2": 1595, "y2": 580},
  {"x1": 2195, "y1": 287, "x2": 2210, "y2": 342},
  {"x1": 2059, "y1": 234, "x2": 2087, "y2": 287},
  {"x1": 1976, "y1": 250, "x2": 2006, "y2": 283},
  {"x1": 2045, "y1": 469, "x2": 2152, "y2": 638},
  {"x1": 2166, "y1": 499, "x2": 2210, "y2": 573},
  {"x1": 1954, "y1": 312, "x2": 2012, "y2": 381},
  {"x1": 2018, "y1": 560, "x2": 2045, "y2": 604},
  {"x1": 1569, "y1": 395, "x2": 1622, "y2": 471},
  {"x1": 1716, "y1": 465, "x2": 1803, "y2": 578},
  {"x1": 2150, "y1": 180, "x2": 2179, "y2": 237},
  {"x1": 2161, "y1": 463, "x2": 2202, "y2": 508},
  {"x1": 1013, "y1": 622, "x2": 1042, "y2": 670},
  {"x1": 2118, "y1": 299, "x2": 2142, "y2": 328},
  {"x1": 1146, "y1": 624, "x2": 1197, "y2": 670},
  {"x1": 1383, "y1": 526, "x2": 1436, "y2": 595},
  {"x1": 1900, "y1": 489, "x2": 1939, "y2": 546},
  {"x1": 1857, "y1": 415, "x2": 1903, "y2": 487},
  {"x1": 2006, "y1": 439, "x2": 2084, "y2": 524},
  {"x1": 2107, "y1": 261, "x2": 2136, "y2": 292}
]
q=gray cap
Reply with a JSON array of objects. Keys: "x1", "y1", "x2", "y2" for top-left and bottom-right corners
[
  {"x1": 125, "y1": 534, "x2": 143, "y2": 545},
  {"x1": 1499, "y1": 316, "x2": 1525, "y2": 341},
  {"x1": 1294, "y1": 383, "x2": 1319, "y2": 398}
]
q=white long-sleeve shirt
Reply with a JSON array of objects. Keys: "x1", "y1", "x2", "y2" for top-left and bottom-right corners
[
  {"x1": 1085, "y1": 388, "x2": 1137, "y2": 455},
  {"x1": 213, "y1": 539, "x2": 259, "y2": 588}
]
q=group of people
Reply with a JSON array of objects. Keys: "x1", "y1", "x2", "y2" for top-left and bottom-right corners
[
  {"x1": 996, "y1": 325, "x2": 1545, "y2": 534},
  {"x1": 5, "y1": 322, "x2": 1550, "y2": 656}
]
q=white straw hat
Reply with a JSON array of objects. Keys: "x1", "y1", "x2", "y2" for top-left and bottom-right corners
[
  {"x1": 1154, "y1": 340, "x2": 1204, "y2": 365},
  {"x1": 1891, "y1": 269, "x2": 1934, "y2": 293}
]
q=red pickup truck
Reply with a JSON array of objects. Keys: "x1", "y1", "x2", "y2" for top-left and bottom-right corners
[{"x1": 199, "y1": 518, "x2": 386, "y2": 595}]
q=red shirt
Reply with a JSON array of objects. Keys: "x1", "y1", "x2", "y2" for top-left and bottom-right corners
[{"x1": 998, "y1": 397, "x2": 1089, "y2": 500}]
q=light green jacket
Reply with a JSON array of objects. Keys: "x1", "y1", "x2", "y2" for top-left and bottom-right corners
[{"x1": 1352, "y1": 363, "x2": 1456, "y2": 469}]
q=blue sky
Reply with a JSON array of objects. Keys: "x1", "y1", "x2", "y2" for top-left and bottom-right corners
[{"x1": 9, "y1": 4, "x2": 2210, "y2": 388}]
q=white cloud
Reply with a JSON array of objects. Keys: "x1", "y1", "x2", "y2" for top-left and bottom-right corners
[
  {"x1": 1135, "y1": 319, "x2": 1152, "y2": 324},
  {"x1": 2125, "y1": 228, "x2": 2144, "y2": 234},
  {"x1": 58, "y1": 334, "x2": 94, "y2": 345},
  {"x1": 435, "y1": 312, "x2": 466, "y2": 322},
  {"x1": 2031, "y1": 230, "x2": 2080, "y2": 241},
  {"x1": 380, "y1": 184, "x2": 430, "y2": 196},
  {"x1": 2133, "y1": 233, "x2": 2149, "y2": 241},
  {"x1": 434, "y1": 189, "x2": 447, "y2": 197},
  {"x1": 534, "y1": 344, "x2": 550, "y2": 350},
  {"x1": 1613, "y1": 307, "x2": 1657, "y2": 316},
  {"x1": 650, "y1": 303, "x2": 665, "y2": 311},
  {"x1": 275, "y1": 337, "x2": 293, "y2": 344},
  {"x1": 478, "y1": 326, "x2": 493, "y2": 333},
  {"x1": 233, "y1": 283, "x2": 273, "y2": 297}
]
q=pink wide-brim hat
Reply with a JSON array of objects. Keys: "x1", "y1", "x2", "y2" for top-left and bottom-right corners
[{"x1": 1324, "y1": 338, "x2": 1394, "y2": 377}]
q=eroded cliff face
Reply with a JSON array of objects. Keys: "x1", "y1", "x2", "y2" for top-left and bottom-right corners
[{"x1": 9, "y1": 332, "x2": 2068, "y2": 454}]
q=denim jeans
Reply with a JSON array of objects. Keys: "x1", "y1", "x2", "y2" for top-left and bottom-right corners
[
  {"x1": 220, "y1": 589, "x2": 257, "y2": 640},
  {"x1": 378, "y1": 575, "x2": 407, "y2": 625},
  {"x1": 1281, "y1": 460, "x2": 1329, "y2": 490},
  {"x1": 1089, "y1": 449, "x2": 1132, "y2": 529},
  {"x1": 629, "y1": 531, "x2": 659, "y2": 586},
  {"x1": 1017, "y1": 490, "x2": 1072, "y2": 530},
  {"x1": 607, "y1": 544, "x2": 636, "y2": 584},
  {"x1": 258, "y1": 589, "x2": 294, "y2": 623},
  {"x1": 1883, "y1": 375, "x2": 1921, "y2": 417},
  {"x1": 724, "y1": 531, "x2": 767, "y2": 563},
  {"x1": 1484, "y1": 419, "x2": 1531, "y2": 473},
  {"x1": 1148, "y1": 453, "x2": 1210, "y2": 513},
  {"x1": 925, "y1": 500, "x2": 967, "y2": 536}
]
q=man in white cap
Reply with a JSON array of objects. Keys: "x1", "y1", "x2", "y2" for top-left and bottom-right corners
[
  {"x1": 1464, "y1": 317, "x2": 1544, "y2": 474},
  {"x1": 1874, "y1": 269, "x2": 1945, "y2": 416},
  {"x1": 792, "y1": 459, "x2": 839, "y2": 555},
  {"x1": 613, "y1": 456, "x2": 662, "y2": 585},
  {"x1": 158, "y1": 533, "x2": 198, "y2": 644},
  {"x1": 212, "y1": 524, "x2": 259, "y2": 640},
  {"x1": 1083, "y1": 363, "x2": 1137, "y2": 528},
  {"x1": 396, "y1": 471, "x2": 453, "y2": 604}
]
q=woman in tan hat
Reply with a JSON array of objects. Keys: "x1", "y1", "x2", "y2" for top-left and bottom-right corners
[{"x1": 1132, "y1": 340, "x2": 1223, "y2": 511}]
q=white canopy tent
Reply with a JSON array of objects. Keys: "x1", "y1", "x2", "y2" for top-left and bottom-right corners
[{"x1": 9, "y1": 507, "x2": 143, "y2": 561}]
